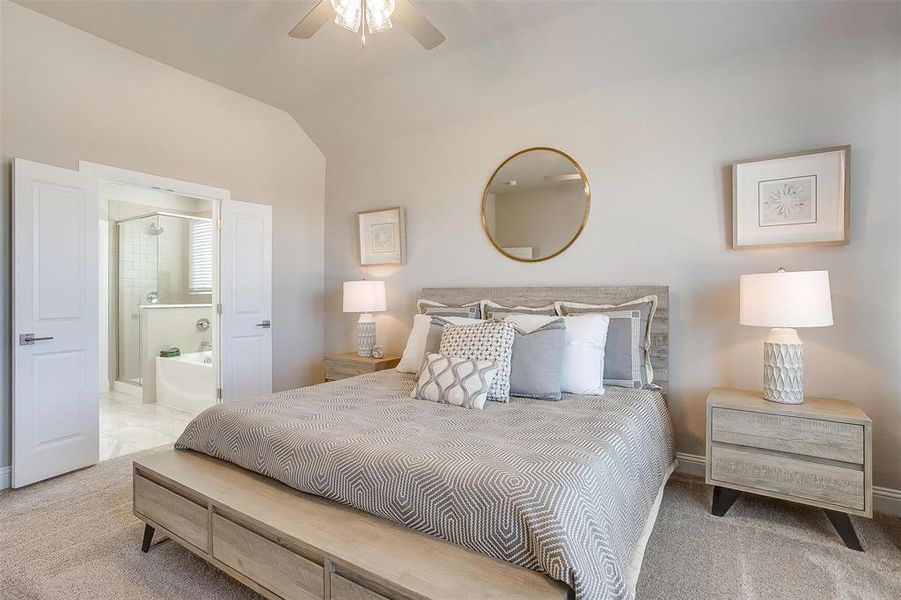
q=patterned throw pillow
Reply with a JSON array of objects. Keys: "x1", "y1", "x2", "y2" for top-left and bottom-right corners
[
  {"x1": 412, "y1": 353, "x2": 499, "y2": 410},
  {"x1": 439, "y1": 321, "x2": 515, "y2": 402}
]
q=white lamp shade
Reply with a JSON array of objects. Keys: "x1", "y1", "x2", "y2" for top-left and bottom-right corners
[
  {"x1": 343, "y1": 280, "x2": 387, "y2": 313},
  {"x1": 740, "y1": 270, "x2": 833, "y2": 328}
]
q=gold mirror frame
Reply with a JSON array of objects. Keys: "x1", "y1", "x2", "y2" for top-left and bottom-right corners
[{"x1": 481, "y1": 146, "x2": 591, "y2": 263}]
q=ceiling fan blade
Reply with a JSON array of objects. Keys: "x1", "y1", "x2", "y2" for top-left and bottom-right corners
[
  {"x1": 289, "y1": 0, "x2": 335, "y2": 39},
  {"x1": 393, "y1": 0, "x2": 446, "y2": 50}
]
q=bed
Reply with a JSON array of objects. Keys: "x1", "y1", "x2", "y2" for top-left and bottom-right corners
[{"x1": 134, "y1": 286, "x2": 674, "y2": 600}]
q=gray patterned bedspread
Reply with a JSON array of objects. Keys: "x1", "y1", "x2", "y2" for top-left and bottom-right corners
[{"x1": 176, "y1": 370, "x2": 674, "y2": 600}]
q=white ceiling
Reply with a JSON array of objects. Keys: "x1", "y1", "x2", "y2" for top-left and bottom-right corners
[{"x1": 17, "y1": 1, "x2": 899, "y2": 156}]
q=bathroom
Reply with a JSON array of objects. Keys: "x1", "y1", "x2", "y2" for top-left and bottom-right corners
[{"x1": 99, "y1": 182, "x2": 217, "y2": 461}]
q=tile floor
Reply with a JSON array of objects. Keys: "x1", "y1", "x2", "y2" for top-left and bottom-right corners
[{"x1": 99, "y1": 389, "x2": 203, "y2": 461}]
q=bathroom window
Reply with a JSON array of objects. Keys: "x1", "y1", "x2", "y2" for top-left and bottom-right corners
[{"x1": 188, "y1": 219, "x2": 213, "y2": 294}]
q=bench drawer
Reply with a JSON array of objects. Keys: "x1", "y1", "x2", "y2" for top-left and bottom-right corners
[
  {"x1": 710, "y1": 445, "x2": 864, "y2": 511},
  {"x1": 134, "y1": 475, "x2": 207, "y2": 550},
  {"x1": 711, "y1": 407, "x2": 863, "y2": 463},
  {"x1": 212, "y1": 513, "x2": 323, "y2": 600},
  {"x1": 330, "y1": 573, "x2": 387, "y2": 600}
]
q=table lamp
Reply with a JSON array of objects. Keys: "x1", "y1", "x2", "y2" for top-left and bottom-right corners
[
  {"x1": 739, "y1": 268, "x2": 833, "y2": 404},
  {"x1": 343, "y1": 280, "x2": 387, "y2": 357}
]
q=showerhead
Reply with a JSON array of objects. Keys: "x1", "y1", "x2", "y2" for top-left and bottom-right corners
[{"x1": 146, "y1": 222, "x2": 164, "y2": 236}]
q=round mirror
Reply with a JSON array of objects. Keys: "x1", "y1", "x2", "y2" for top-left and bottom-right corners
[{"x1": 482, "y1": 147, "x2": 590, "y2": 262}]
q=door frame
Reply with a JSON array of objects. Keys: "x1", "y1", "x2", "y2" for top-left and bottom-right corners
[{"x1": 79, "y1": 161, "x2": 230, "y2": 402}]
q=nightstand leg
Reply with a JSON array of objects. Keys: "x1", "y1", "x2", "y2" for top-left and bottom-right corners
[
  {"x1": 824, "y1": 510, "x2": 864, "y2": 552},
  {"x1": 141, "y1": 524, "x2": 155, "y2": 553},
  {"x1": 711, "y1": 486, "x2": 742, "y2": 517}
]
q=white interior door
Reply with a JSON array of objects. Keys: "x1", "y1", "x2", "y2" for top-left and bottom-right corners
[
  {"x1": 220, "y1": 200, "x2": 272, "y2": 402},
  {"x1": 13, "y1": 159, "x2": 99, "y2": 488}
]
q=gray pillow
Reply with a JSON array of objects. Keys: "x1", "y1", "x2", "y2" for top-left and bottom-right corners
[
  {"x1": 482, "y1": 301, "x2": 557, "y2": 320},
  {"x1": 557, "y1": 297, "x2": 656, "y2": 388},
  {"x1": 417, "y1": 299, "x2": 482, "y2": 319},
  {"x1": 422, "y1": 306, "x2": 481, "y2": 319},
  {"x1": 424, "y1": 317, "x2": 452, "y2": 355},
  {"x1": 508, "y1": 319, "x2": 566, "y2": 400}
]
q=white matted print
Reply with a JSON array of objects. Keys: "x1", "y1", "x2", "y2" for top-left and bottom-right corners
[
  {"x1": 733, "y1": 146, "x2": 849, "y2": 248},
  {"x1": 758, "y1": 175, "x2": 816, "y2": 227},
  {"x1": 358, "y1": 207, "x2": 406, "y2": 265}
]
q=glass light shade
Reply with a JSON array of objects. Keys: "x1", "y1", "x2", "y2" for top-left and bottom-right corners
[
  {"x1": 740, "y1": 270, "x2": 833, "y2": 328},
  {"x1": 343, "y1": 280, "x2": 387, "y2": 313},
  {"x1": 331, "y1": 0, "x2": 395, "y2": 34}
]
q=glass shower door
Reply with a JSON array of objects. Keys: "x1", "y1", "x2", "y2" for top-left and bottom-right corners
[{"x1": 117, "y1": 215, "x2": 161, "y2": 386}]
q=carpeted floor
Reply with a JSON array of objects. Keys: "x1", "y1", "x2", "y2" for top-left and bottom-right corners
[
  {"x1": 638, "y1": 475, "x2": 901, "y2": 599},
  {"x1": 1, "y1": 447, "x2": 899, "y2": 599}
]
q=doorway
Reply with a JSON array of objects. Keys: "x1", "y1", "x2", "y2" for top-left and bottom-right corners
[
  {"x1": 12, "y1": 158, "x2": 273, "y2": 488},
  {"x1": 99, "y1": 183, "x2": 216, "y2": 461}
]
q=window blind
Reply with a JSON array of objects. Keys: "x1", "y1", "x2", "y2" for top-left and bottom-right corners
[{"x1": 188, "y1": 219, "x2": 213, "y2": 294}]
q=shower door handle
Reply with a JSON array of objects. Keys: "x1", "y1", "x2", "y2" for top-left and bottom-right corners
[
  {"x1": 19, "y1": 333, "x2": 54, "y2": 345},
  {"x1": 255, "y1": 320, "x2": 271, "y2": 329}
]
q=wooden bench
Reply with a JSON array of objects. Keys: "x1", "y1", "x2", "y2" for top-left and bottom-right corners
[{"x1": 134, "y1": 449, "x2": 572, "y2": 600}]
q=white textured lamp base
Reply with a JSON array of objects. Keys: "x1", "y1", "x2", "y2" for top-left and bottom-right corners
[
  {"x1": 356, "y1": 314, "x2": 376, "y2": 357},
  {"x1": 762, "y1": 327, "x2": 804, "y2": 404}
]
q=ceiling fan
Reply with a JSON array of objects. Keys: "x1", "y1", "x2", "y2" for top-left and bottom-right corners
[{"x1": 290, "y1": 0, "x2": 445, "y2": 50}]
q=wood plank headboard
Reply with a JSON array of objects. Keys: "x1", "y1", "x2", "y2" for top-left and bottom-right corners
[{"x1": 420, "y1": 286, "x2": 669, "y2": 396}]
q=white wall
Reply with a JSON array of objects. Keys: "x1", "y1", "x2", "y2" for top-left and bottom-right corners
[
  {"x1": 325, "y1": 19, "x2": 901, "y2": 489},
  {"x1": 0, "y1": 3, "x2": 326, "y2": 471}
]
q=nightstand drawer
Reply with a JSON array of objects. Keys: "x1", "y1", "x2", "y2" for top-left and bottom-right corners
[
  {"x1": 325, "y1": 360, "x2": 374, "y2": 381},
  {"x1": 711, "y1": 407, "x2": 864, "y2": 464},
  {"x1": 710, "y1": 445, "x2": 865, "y2": 511}
]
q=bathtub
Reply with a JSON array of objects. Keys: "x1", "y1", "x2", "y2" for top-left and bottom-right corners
[{"x1": 155, "y1": 351, "x2": 215, "y2": 414}]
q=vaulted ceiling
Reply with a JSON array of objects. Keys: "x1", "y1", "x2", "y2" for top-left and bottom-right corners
[{"x1": 18, "y1": 1, "x2": 899, "y2": 156}]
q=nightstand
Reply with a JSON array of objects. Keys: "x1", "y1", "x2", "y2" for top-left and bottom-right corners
[
  {"x1": 706, "y1": 388, "x2": 872, "y2": 551},
  {"x1": 324, "y1": 352, "x2": 401, "y2": 382}
]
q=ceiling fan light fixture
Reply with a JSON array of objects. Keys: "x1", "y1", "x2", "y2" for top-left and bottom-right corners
[
  {"x1": 367, "y1": 0, "x2": 395, "y2": 33},
  {"x1": 331, "y1": 0, "x2": 395, "y2": 34}
]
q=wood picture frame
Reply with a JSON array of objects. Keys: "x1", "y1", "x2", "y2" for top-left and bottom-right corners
[
  {"x1": 732, "y1": 145, "x2": 850, "y2": 249},
  {"x1": 357, "y1": 207, "x2": 406, "y2": 266}
]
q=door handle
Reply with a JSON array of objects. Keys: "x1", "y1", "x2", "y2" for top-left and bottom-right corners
[
  {"x1": 255, "y1": 320, "x2": 271, "y2": 329},
  {"x1": 19, "y1": 333, "x2": 53, "y2": 346}
]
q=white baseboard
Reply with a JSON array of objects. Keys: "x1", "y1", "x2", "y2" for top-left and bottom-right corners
[
  {"x1": 675, "y1": 452, "x2": 706, "y2": 478},
  {"x1": 0, "y1": 465, "x2": 10, "y2": 490},
  {"x1": 674, "y1": 452, "x2": 901, "y2": 517},
  {"x1": 873, "y1": 485, "x2": 901, "y2": 516}
]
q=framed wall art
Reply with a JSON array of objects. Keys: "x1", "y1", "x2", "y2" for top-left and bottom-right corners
[
  {"x1": 357, "y1": 207, "x2": 406, "y2": 265},
  {"x1": 732, "y1": 145, "x2": 850, "y2": 249}
]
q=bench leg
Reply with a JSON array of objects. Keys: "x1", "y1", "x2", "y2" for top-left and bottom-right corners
[
  {"x1": 141, "y1": 524, "x2": 155, "y2": 553},
  {"x1": 711, "y1": 486, "x2": 742, "y2": 517},
  {"x1": 824, "y1": 510, "x2": 864, "y2": 552}
]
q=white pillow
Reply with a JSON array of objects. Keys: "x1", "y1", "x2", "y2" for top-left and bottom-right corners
[
  {"x1": 504, "y1": 313, "x2": 610, "y2": 395},
  {"x1": 397, "y1": 314, "x2": 482, "y2": 373}
]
